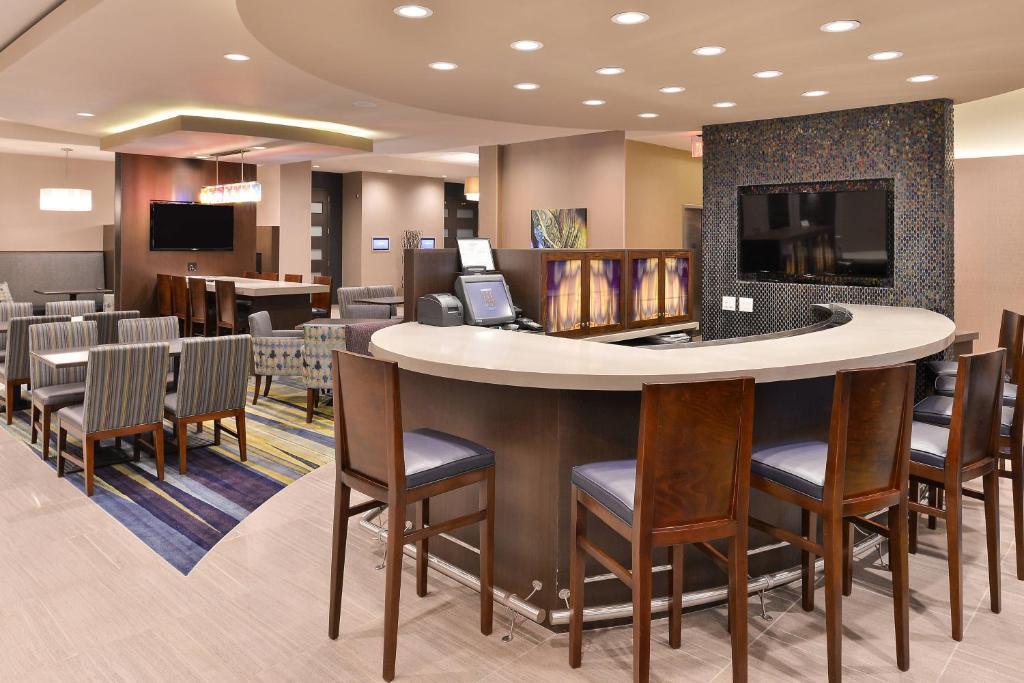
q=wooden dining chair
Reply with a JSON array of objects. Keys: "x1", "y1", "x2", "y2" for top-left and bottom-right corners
[
  {"x1": 171, "y1": 275, "x2": 189, "y2": 336},
  {"x1": 187, "y1": 277, "x2": 210, "y2": 336},
  {"x1": 1, "y1": 314, "x2": 70, "y2": 424},
  {"x1": 259, "y1": 272, "x2": 279, "y2": 281},
  {"x1": 327, "y1": 350, "x2": 496, "y2": 681},
  {"x1": 156, "y1": 274, "x2": 174, "y2": 316},
  {"x1": 29, "y1": 320, "x2": 96, "y2": 460},
  {"x1": 569, "y1": 377, "x2": 755, "y2": 683},
  {"x1": 56, "y1": 342, "x2": 170, "y2": 496},
  {"x1": 284, "y1": 274, "x2": 303, "y2": 283},
  {"x1": 908, "y1": 349, "x2": 1007, "y2": 641},
  {"x1": 242, "y1": 270, "x2": 258, "y2": 279},
  {"x1": 749, "y1": 364, "x2": 915, "y2": 681},
  {"x1": 215, "y1": 280, "x2": 240, "y2": 336},
  {"x1": 0, "y1": 301, "x2": 33, "y2": 358},
  {"x1": 311, "y1": 275, "x2": 333, "y2": 318}
]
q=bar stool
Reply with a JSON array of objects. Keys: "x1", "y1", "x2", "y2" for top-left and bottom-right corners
[
  {"x1": 214, "y1": 280, "x2": 240, "y2": 335},
  {"x1": 569, "y1": 377, "x2": 756, "y2": 683},
  {"x1": 749, "y1": 364, "x2": 915, "y2": 681},
  {"x1": 327, "y1": 350, "x2": 496, "y2": 682},
  {"x1": 187, "y1": 277, "x2": 210, "y2": 336},
  {"x1": 908, "y1": 349, "x2": 1008, "y2": 641},
  {"x1": 170, "y1": 275, "x2": 189, "y2": 336},
  {"x1": 156, "y1": 274, "x2": 173, "y2": 316},
  {"x1": 284, "y1": 273, "x2": 303, "y2": 283},
  {"x1": 930, "y1": 309, "x2": 1020, "y2": 382},
  {"x1": 312, "y1": 275, "x2": 333, "y2": 317}
]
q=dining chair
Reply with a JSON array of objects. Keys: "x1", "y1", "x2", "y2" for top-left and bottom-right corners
[
  {"x1": 930, "y1": 309, "x2": 1019, "y2": 382},
  {"x1": 569, "y1": 377, "x2": 755, "y2": 682},
  {"x1": 45, "y1": 300, "x2": 96, "y2": 316},
  {"x1": 156, "y1": 274, "x2": 173, "y2": 316},
  {"x1": 302, "y1": 324, "x2": 347, "y2": 422},
  {"x1": 118, "y1": 316, "x2": 181, "y2": 390},
  {"x1": 242, "y1": 271, "x2": 258, "y2": 279},
  {"x1": 259, "y1": 272, "x2": 279, "y2": 281},
  {"x1": 1, "y1": 314, "x2": 71, "y2": 424},
  {"x1": 29, "y1": 320, "x2": 97, "y2": 460},
  {"x1": 164, "y1": 335, "x2": 250, "y2": 474},
  {"x1": 327, "y1": 350, "x2": 496, "y2": 681},
  {"x1": 215, "y1": 280, "x2": 241, "y2": 336},
  {"x1": 187, "y1": 277, "x2": 210, "y2": 336},
  {"x1": 0, "y1": 301, "x2": 33, "y2": 360},
  {"x1": 56, "y1": 342, "x2": 170, "y2": 497},
  {"x1": 82, "y1": 310, "x2": 140, "y2": 345},
  {"x1": 284, "y1": 274, "x2": 303, "y2": 283},
  {"x1": 249, "y1": 311, "x2": 304, "y2": 405},
  {"x1": 311, "y1": 275, "x2": 333, "y2": 318},
  {"x1": 749, "y1": 364, "x2": 915, "y2": 681},
  {"x1": 171, "y1": 275, "x2": 189, "y2": 336}
]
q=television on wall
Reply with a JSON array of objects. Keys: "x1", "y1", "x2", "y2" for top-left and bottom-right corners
[
  {"x1": 737, "y1": 179, "x2": 894, "y2": 287},
  {"x1": 150, "y1": 201, "x2": 234, "y2": 251}
]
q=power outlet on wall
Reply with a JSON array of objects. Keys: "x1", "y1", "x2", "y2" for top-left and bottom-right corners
[
  {"x1": 187, "y1": 262, "x2": 198, "y2": 272},
  {"x1": 721, "y1": 296, "x2": 737, "y2": 311},
  {"x1": 739, "y1": 297, "x2": 754, "y2": 313}
]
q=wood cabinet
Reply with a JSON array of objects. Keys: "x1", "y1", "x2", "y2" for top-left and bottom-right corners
[
  {"x1": 626, "y1": 250, "x2": 694, "y2": 328},
  {"x1": 539, "y1": 251, "x2": 625, "y2": 336}
]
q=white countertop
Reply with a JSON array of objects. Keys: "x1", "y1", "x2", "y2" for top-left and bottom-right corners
[
  {"x1": 369, "y1": 304, "x2": 955, "y2": 391},
  {"x1": 188, "y1": 276, "x2": 329, "y2": 298}
]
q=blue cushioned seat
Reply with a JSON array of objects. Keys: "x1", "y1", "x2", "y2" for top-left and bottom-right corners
[
  {"x1": 571, "y1": 460, "x2": 636, "y2": 524},
  {"x1": 56, "y1": 403, "x2": 85, "y2": 431},
  {"x1": 930, "y1": 359, "x2": 1011, "y2": 382},
  {"x1": 914, "y1": 395, "x2": 1014, "y2": 438},
  {"x1": 934, "y1": 374, "x2": 1017, "y2": 407},
  {"x1": 910, "y1": 421, "x2": 950, "y2": 469},
  {"x1": 403, "y1": 428, "x2": 494, "y2": 489},
  {"x1": 751, "y1": 441, "x2": 828, "y2": 499},
  {"x1": 31, "y1": 382, "x2": 85, "y2": 407}
]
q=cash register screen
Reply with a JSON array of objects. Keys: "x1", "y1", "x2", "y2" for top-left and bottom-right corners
[{"x1": 456, "y1": 275, "x2": 516, "y2": 326}]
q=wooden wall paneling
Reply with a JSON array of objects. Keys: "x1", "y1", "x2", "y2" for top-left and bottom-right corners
[
  {"x1": 402, "y1": 248, "x2": 460, "y2": 321},
  {"x1": 256, "y1": 226, "x2": 280, "y2": 273}
]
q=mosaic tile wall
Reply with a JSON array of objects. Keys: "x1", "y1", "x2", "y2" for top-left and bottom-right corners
[{"x1": 701, "y1": 99, "x2": 954, "y2": 340}]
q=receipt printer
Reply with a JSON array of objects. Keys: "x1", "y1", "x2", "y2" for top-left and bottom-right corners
[{"x1": 417, "y1": 294, "x2": 464, "y2": 327}]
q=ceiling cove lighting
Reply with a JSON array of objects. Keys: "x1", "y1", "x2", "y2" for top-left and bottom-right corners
[
  {"x1": 820, "y1": 19, "x2": 860, "y2": 33},
  {"x1": 713, "y1": 101, "x2": 736, "y2": 108},
  {"x1": 659, "y1": 86, "x2": 685, "y2": 93},
  {"x1": 868, "y1": 51, "x2": 903, "y2": 61},
  {"x1": 611, "y1": 11, "x2": 649, "y2": 25},
  {"x1": 692, "y1": 46, "x2": 726, "y2": 56},
  {"x1": 908, "y1": 74, "x2": 938, "y2": 83},
  {"x1": 106, "y1": 109, "x2": 376, "y2": 139},
  {"x1": 510, "y1": 39, "x2": 543, "y2": 51},
  {"x1": 429, "y1": 61, "x2": 458, "y2": 70},
  {"x1": 464, "y1": 176, "x2": 480, "y2": 201},
  {"x1": 223, "y1": 53, "x2": 250, "y2": 61},
  {"x1": 582, "y1": 99, "x2": 606, "y2": 106},
  {"x1": 39, "y1": 148, "x2": 92, "y2": 212},
  {"x1": 76, "y1": 111, "x2": 95, "y2": 117},
  {"x1": 596, "y1": 66, "x2": 625, "y2": 75},
  {"x1": 200, "y1": 152, "x2": 261, "y2": 205},
  {"x1": 802, "y1": 90, "x2": 829, "y2": 97},
  {"x1": 514, "y1": 82, "x2": 540, "y2": 90},
  {"x1": 638, "y1": 112, "x2": 659, "y2": 119},
  {"x1": 753, "y1": 70, "x2": 783, "y2": 79},
  {"x1": 394, "y1": 5, "x2": 433, "y2": 18}
]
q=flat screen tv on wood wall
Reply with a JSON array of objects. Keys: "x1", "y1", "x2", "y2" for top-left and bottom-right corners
[
  {"x1": 738, "y1": 179, "x2": 894, "y2": 287},
  {"x1": 150, "y1": 201, "x2": 234, "y2": 251}
]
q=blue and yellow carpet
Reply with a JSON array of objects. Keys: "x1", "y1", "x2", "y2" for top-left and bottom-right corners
[{"x1": 2, "y1": 378, "x2": 334, "y2": 574}]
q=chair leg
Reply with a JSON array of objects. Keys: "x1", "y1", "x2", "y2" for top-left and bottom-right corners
[
  {"x1": 842, "y1": 521, "x2": 854, "y2": 596},
  {"x1": 154, "y1": 426, "x2": 165, "y2": 481},
  {"x1": 236, "y1": 411, "x2": 247, "y2": 463},
  {"x1": 729, "y1": 531, "x2": 748, "y2": 683},
  {"x1": 115, "y1": 436, "x2": 122, "y2": 450},
  {"x1": 264, "y1": 375, "x2": 273, "y2": 397},
  {"x1": 632, "y1": 536, "x2": 654, "y2": 683},
  {"x1": 983, "y1": 467, "x2": 1001, "y2": 614},
  {"x1": 30, "y1": 404, "x2": 39, "y2": 443},
  {"x1": 822, "y1": 513, "x2": 844, "y2": 682},
  {"x1": 5, "y1": 380, "x2": 14, "y2": 424},
  {"x1": 908, "y1": 481, "x2": 920, "y2": 554},
  {"x1": 889, "y1": 503, "x2": 910, "y2": 671},
  {"x1": 56, "y1": 427, "x2": 67, "y2": 477},
  {"x1": 213, "y1": 419, "x2": 221, "y2": 446},
  {"x1": 669, "y1": 544, "x2": 683, "y2": 649},
  {"x1": 945, "y1": 481, "x2": 964, "y2": 641},
  {"x1": 382, "y1": 496, "x2": 405, "y2": 682},
  {"x1": 253, "y1": 374, "x2": 262, "y2": 405},
  {"x1": 178, "y1": 419, "x2": 189, "y2": 475},
  {"x1": 416, "y1": 498, "x2": 429, "y2": 598},
  {"x1": 328, "y1": 481, "x2": 351, "y2": 640},
  {"x1": 84, "y1": 436, "x2": 95, "y2": 497},
  {"x1": 479, "y1": 467, "x2": 495, "y2": 635},
  {"x1": 569, "y1": 489, "x2": 586, "y2": 669},
  {"x1": 133, "y1": 434, "x2": 142, "y2": 461},
  {"x1": 801, "y1": 508, "x2": 816, "y2": 611},
  {"x1": 306, "y1": 388, "x2": 316, "y2": 423},
  {"x1": 41, "y1": 407, "x2": 52, "y2": 461},
  {"x1": 927, "y1": 485, "x2": 938, "y2": 530},
  {"x1": 1010, "y1": 449, "x2": 1024, "y2": 580}
]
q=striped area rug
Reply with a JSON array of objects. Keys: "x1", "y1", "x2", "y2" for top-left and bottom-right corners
[{"x1": 2, "y1": 378, "x2": 334, "y2": 574}]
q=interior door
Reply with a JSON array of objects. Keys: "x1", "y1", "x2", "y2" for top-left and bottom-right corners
[{"x1": 311, "y1": 188, "x2": 329, "y2": 278}]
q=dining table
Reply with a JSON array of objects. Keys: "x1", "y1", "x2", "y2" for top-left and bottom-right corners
[
  {"x1": 33, "y1": 288, "x2": 113, "y2": 301},
  {"x1": 353, "y1": 295, "x2": 405, "y2": 318},
  {"x1": 32, "y1": 338, "x2": 183, "y2": 370}
]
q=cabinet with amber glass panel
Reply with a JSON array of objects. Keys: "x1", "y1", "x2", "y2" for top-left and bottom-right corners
[
  {"x1": 540, "y1": 251, "x2": 625, "y2": 337},
  {"x1": 625, "y1": 250, "x2": 694, "y2": 329}
]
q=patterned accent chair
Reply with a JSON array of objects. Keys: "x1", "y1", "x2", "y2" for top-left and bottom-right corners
[
  {"x1": 117, "y1": 315, "x2": 180, "y2": 343},
  {"x1": 164, "y1": 335, "x2": 251, "y2": 474},
  {"x1": 1, "y1": 314, "x2": 71, "y2": 424},
  {"x1": 250, "y1": 311, "x2": 304, "y2": 405},
  {"x1": 29, "y1": 320, "x2": 97, "y2": 460},
  {"x1": 338, "y1": 285, "x2": 395, "y2": 320},
  {"x1": 344, "y1": 319, "x2": 403, "y2": 357},
  {"x1": 45, "y1": 300, "x2": 97, "y2": 316},
  {"x1": 56, "y1": 342, "x2": 170, "y2": 496},
  {"x1": 82, "y1": 310, "x2": 141, "y2": 345},
  {"x1": 0, "y1": 302, "x2": 33, "y2": 361},
  {"x1": 302, "y1": 324, "x2": 348, "y2": 422}
]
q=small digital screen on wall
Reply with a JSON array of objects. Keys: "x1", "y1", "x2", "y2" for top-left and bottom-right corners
[{"x1": 738, "y1": 181, "x2": 893, "y2": 286}]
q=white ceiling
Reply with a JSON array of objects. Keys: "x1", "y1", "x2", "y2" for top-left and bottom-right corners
[{"x1": 0, "y1": 0, "x2": 62, "y2": 50}]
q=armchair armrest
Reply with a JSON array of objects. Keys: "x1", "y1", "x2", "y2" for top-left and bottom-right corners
[
  {"x1": 252, "y1": 335, "x2": 304, "y2": 376},
  {"x1": 272, "y1": 329, "x2": 304, "y2": 339}
]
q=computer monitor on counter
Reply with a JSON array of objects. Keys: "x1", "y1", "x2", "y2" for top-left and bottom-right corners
[{"x1": 455, "y1": 274, "x2": 516, "y2": 326}]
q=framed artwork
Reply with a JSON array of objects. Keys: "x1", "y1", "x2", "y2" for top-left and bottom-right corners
[{"x1": 531, "y1": 208, "x2": 588, "y2": 249}]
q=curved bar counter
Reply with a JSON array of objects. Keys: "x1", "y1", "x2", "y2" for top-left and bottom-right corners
[{"x1": 368, "y1": 304, "x2": 954, "y2": 628}]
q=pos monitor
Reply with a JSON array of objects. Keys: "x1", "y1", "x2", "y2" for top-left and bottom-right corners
[{"x1": 454, "y1": 274, "x2": 516, "y2": 326}]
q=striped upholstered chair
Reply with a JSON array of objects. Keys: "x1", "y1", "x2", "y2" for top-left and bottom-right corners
[
  {"x1": 45, "y1": 300, "x2": 97, "y2": 316},
  {"x1": 56, "y1": 342, "x2": 170, "y2": 496},
  {"x1": 249, "y1": 311, "x2": 304, "y2": 405},
  {"x1": 302, "y1": 324, "x2": 347, "y2": 422},
  {"x1": 83, "y1": 310, "x2": 141, "y2": 345},
  {"x1": 29, "y1": 320, "x2": 97, "y2": 460},
  {"x1": 338, "y1": 285, "x2": 395, "y2": 319},
  {"x1": 0, "y1": 302, "x2": 33, "y2": 362},
  {"x1": 118, "y1": 315, "x2": 180, "y2": 390},
  {"x1": 164, "y1": 335, "x2": 251, "y2": 474},
  {"x1": 1, "y1": 314, "x2": 71, "y2": 424}
]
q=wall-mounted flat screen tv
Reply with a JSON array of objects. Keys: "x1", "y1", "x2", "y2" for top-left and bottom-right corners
[
  {"x1": 150, "y1": 201, "x2": 234, "y2": 251},
  {"x1": 738, "y1": 179, "x2": 894, "y2": 287}
]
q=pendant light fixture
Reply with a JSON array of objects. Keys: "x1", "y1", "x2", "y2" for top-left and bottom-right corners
[
  {"x1": 464, "y1": 176, "x2": 480, "y2": 201},
  {"x1": 39, "y1": 148, "x2": 93, "y2": 212},
  {"x1": 199, "y1": 150, "x2": 262, "y2": 204}
]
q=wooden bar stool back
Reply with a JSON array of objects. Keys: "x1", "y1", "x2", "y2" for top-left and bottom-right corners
[
  {"x1": 327, "y1": 350, "x2": 496, "y2": 681},
  {"x1": 156, "y1": 274, "x2": 173, "y2": 316},
  {"x1": 259, "y1": 272, "x2": 279, "y2": 281},
  {"x1": 311, "y1": 275, "x2": 333, "y2": 317},
  {"x1": 569, "y1": 377, "x2": 756, "y2": 682},
  {"x1": 749, "y1": 364, "x2": 915, "y2": 681},
  {"x1": 284, "y1": 273, "x2": 303, "y2": 283},
  {"x1": 214, "y1": 280, "x2": 239, "y2": 335},
  {"x1": 170, "y1": 275, "x2": 189, "y2": 335},
  {"x1": 187, "y1": 277, "x2": 209, "y2": 336}
]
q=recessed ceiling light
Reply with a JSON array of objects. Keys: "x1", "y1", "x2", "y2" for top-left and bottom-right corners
[
  {"x1": 442, "y1": 175, "x2": 448, "y2": 178},
  {"x1": 394, "y1": 5, "x2": 432, "y2": 18},
  {"x1": 582, "y1": 99, "x2": 606, "y2": 106},
  {"x1": 387, "y1": 169, "x2": 394, "y2": 173},
  {"x1": 429, "y1": 61, "x2": 458, "y2": 70},
  {"x1": 352, "y1": 100, "x2": 378, "y2": 108},
  {"x1": 313, "y1": 165, "x2": 321, "y2": 169},
  {"x1": 868, "y1": 51, "x2": 903, "y2": 61},
  {"x1": 611, "y1": 11, "x2": 649, "y2": 25},
  {"x1": 251, "y1": 146, "x2": 266, "y2": 150},
  {"x1": 76, "y1": 112, "x2": 95, "y2": 117},
  {"x1": 596, "y1": 66, "x2": 625, "y2": 75},
  {"x1": 510, "y1": 39, "x2": 543, "y2": 51},
  {"x1": 659, "y1": 86, "x2": 685, "y2": 94},
  {"x1": 753, "y1": 70, "x2": 783, "y2": 79},
  {"x1": 692, "y1": 46, "x2": 726, "y2": 56},
  {"x1": 802, "y1": 90, "x2": 829, "y2": 97},
  {"x1": 194, "y1": 155, "x2": 210, "y2": 159},
  {"x1": 713, "y1": 101, "x2": 736, "y2": 108},
  {"x1": 638, "y1": 112, "x2": 659, "y2": 119},
  {"x1": 820, "y1": 19, "x2": 860, "y2": 33},
  {"x1": 907, "y1": 74, "x2": 938, "y2": 83},
  {"x1": 223, "y1": 53, "x2": 250, "y2": 61},
  {"x1": 514, "y1": 82, "x2": 541, "y2": 90}
]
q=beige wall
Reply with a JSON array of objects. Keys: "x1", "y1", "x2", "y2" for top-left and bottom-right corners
[
  {"x1": 624, "y1": 141, "x2": 702, "y2": 249},
  {"x1": 278, "y1": 161, "x2": 312, "y2": 280},
  {"x1": 255, "y1": 163, "x2": 281, "y2": 226},
  {"x1": 0, "y1": 152, "x2": 114, "y2": 250},
  {"x1": 954, "y1": 155, "x2": 1024, "y2": 351}
]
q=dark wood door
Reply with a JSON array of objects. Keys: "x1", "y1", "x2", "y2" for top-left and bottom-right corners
[
  {"x1": 311, "y1": 188, "x2": 329, "y2": 279},
  {"x1": 444, "y1": 182, "x2": 478, "y2": 248}
]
